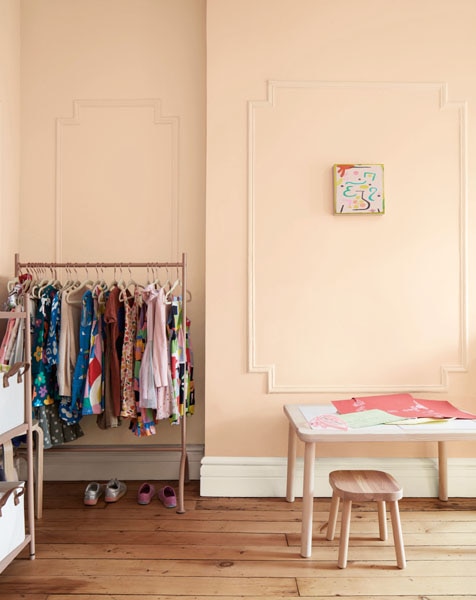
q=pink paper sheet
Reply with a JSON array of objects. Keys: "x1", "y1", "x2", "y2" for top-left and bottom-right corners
[{"x1": 332, "y1": 393, "x2": 476, "y2": 419}]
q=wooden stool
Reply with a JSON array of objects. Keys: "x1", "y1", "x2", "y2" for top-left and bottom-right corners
[{"x1": 326, "y1": 469, "x2": 406, "y2": 569}]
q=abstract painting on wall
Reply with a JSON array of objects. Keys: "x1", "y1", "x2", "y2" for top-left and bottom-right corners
[{"x1": 334, "y1": 164, "x2": 385, "y2": 214}]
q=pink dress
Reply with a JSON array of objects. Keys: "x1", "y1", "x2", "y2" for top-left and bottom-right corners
[{"x1": 139, "y1": 286, "x2": 172, "y2": 419}]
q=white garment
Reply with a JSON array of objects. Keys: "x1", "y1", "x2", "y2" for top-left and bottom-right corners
[{"x1": 57, "y1": 287, "x2": 84, "y2": 397}]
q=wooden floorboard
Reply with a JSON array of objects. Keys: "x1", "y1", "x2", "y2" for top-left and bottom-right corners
[{"x1": 1, "y1": 480, "x2": 476, "y2": 598}]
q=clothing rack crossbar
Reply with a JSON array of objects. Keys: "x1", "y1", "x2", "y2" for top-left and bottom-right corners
[
  {"x1": 16, "y1": 260, "x2": 184, "y2": 269},
  {"x1": 14, "y1": 253, "x2": 188, "y2": 514}
]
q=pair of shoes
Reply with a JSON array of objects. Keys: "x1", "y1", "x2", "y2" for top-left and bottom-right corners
[
  {"x1": 137, "y1": 482, "x2": 156, "y2": 505},
  {"x1": 83, "y1": 479, "x2": 127, "y2": 505},
  {"x1": 83, "y1": 482, "x2": 104, "y2": 506},
  {"x1": 158, "y1": 485, "x2": 177, "y2": 508},
  {"x1": 104, "y1": 478, "x2": 127, "y2": 503}
]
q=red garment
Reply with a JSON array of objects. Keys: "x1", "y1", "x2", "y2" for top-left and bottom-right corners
[{"x1": 104, "y1": 287, "x2": 123, "y2": 418}]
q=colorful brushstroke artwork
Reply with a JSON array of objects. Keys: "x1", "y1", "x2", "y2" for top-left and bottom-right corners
[{"x1": 334, "y1": 164, "x2": 385, "y2": 214}]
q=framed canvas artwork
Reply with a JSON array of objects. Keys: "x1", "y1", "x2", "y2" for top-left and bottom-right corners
[{"x1": 334, "y1": 164, "x2": 385, "y2": 214}]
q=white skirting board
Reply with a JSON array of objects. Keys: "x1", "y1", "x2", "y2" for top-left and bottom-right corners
[
  {"x1": 17, "y1": 444, "x2": 204, "y2": 482},
  {"x1": 200, "y1": 456, "x2": 476, "y2": 498},
  {"x1": 15, "y1": 450, "x2": 476, "y2": 497}
]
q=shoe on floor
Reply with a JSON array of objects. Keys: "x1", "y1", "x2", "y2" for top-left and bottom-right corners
[
  {"x1": 83, "y1": 482, "x2": 104, "y2": 506},
  {"x1": 137, "y1": 482, "x2": 156, "y2": 505},
  {"x1": 104, "y1": 478, "x2": 127, "y2": 503},
  {"x1": 158, "y1": 485, "x2": 176, "y2": 508}
]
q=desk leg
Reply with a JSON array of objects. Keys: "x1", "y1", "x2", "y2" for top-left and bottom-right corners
[
  {"x1": 438, "y1": 441, "x2": 448, "y2": 501},
  {"x1": 286, "y1": 423, "x2": 296, "y2": 502},
  {"x1": 301, "y1": 441, "x2": 316, "y2": 558}
]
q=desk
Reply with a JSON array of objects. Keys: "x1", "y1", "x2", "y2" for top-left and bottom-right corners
[{"x1": 284, "y1": 403, "x2": 476, "y2": 558}]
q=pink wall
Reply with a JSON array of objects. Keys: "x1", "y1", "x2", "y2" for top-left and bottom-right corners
[
  {"x1": 10, "y1": 0, "x2": 206, "y2": 448},
  {"x1": 2, "y1": 1, "x2": 476, "y2": 479},
  {"x1": 205, "y1": 0, "x2": 476, "y2": 459},
  {"x1": 0, "y1": 0, "x2": 21, "y2": 284}
]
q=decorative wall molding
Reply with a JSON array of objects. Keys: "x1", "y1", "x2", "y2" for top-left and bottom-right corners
[
  {"x1": 247, "y1": 81, "x2": 468, "y2": 394},
  {"x1": 200, "y1": 455, "x2": 476, "y2": 498},
  {"x1": 55, "y1": 98, "x2": 180, "y2": 261}
]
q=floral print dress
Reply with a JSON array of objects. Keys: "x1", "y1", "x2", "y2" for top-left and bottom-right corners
[{"x1": 32, "y1": 285, "x2": 83, "y2": 448}]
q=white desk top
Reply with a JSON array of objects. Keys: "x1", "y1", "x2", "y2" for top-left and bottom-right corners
[{"x1": 284, "y1": 404, "x2": 476, "y2": 443}]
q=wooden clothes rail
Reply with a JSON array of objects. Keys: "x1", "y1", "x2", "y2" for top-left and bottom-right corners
[{"x1": 14, "y1": 253, "x2": 189, "y2": 514}]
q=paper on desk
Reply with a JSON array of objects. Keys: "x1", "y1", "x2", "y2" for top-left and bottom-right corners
[
  {"x1": 339, "y1": 409, "x2": 403, "y2": 428},
  {"x1": 332, "y1": 393, "x2": 476, "y2": 419},
  {"x1": 308, "y1": 414, "x2": 349, "y2": 430},
  {"x1": 390, "y1": 417, "x2": 455, "y2": 425},
  {"x1": 390, "y1": 419, "x2": 476, "y2": 433}
]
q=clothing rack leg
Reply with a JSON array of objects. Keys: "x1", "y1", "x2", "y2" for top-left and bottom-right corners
[
  {"x1": 176, "y1": 413, "x2": 187, "y2": 514},
  {"x1": 176, "y1": 251, "x2": 188, "y2": 514}
]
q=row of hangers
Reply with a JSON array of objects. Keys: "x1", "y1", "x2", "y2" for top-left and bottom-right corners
[{"x1": 7, "y1": 265, "x2": 191, "y2": 305}]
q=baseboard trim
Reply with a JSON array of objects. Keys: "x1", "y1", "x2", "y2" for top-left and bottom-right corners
[
  {"x1": 200, "y1": 456, "x2": 476, "y2": 497},
  {"x1": 17, "y1": 451, "x2": 476, "y2": 496},
  {"x1": 18, "y1": 444, "x2": 204, "y2": 481}
]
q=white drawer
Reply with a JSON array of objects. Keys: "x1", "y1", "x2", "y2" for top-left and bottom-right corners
[
  {"x1": 0, "y1": 482, "x2": 25, "y2": 561},
  {"x1": 0, "y1": 362, "x2": 29, "y2": 436}
]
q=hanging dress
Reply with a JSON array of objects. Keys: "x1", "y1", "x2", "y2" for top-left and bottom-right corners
[
  {"x1": 82, "y1": 285, "x2": 106, "y2": 416},
  {"x1": 68, "y1": 289, "x2": 94, "y2": 422},
  {"x1": 32, "y1": 285, "x2": 60, "y2": 407},
  {"x1": 32, "y1": 285, "x2": 83, "y2": 448},
  {"x1": 57, "y1": 284, "x2": 87, "y2": 423},
  {"x1": 98, "y1": 286, "x2": 123, "y2": 428},
  {"x1": 120, "y1": 286, "x2": 139, "y2": 419},
  {"x1": 130, "y1": 300, "x2": 156, "y2": 437},
  {"x1": 139, "y1": 286, "x2": 172, "y2": 419},
  {"x1": 167, "y1": 297, "x2": 194, "y2": 423}
]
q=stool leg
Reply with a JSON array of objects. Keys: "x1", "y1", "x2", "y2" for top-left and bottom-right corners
[
  {"x1": 377, "y1": 500, "x2": 388, "y2": 540},
  {"x1": 326, "y1": 493, "x2": 340, "y2": 540},
  {"x1": 389, "y1": 500, "x2": 406, "y2": 569},
  {"x1": 338, "y1": 499, "x2": 352, "y2": 569}
]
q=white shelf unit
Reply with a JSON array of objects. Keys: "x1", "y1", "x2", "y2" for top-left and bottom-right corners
[{"x1": 0, "y1": 298, "x2": 36, "y2": 573}]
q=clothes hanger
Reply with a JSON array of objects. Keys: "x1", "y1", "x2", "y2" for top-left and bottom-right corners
[
  {"x1": 38, "y1": 267, "x2": 62, "y2": 295},
  {"x1": 7, "y1": 272, "x2": 32, "y2": 295},
  {"x1": 30, "y1": 267, "x2": 47, "y2": 298},
  {"x1": 149, "y1": 265, "x2": 163, "y2": 290},
  {"x1": 61, "y1": 266, "x2": 76, "y2": 292},
  {"x1": 91, "y1": 266, "x2": 109, "y2": 305},
  {"x1": 107, "y1": 266, "x2": 127, "y2": 292},
  {"x1": 119, "y1": 266, "x2": 144, "y2": 302},
  {"x1": 7, "y1": 277, "x2": 20, "y2": 293},
  {"x1": 91, "y1": 265, "x2": 108, "y2": 293},
  {"x1": 164, "y1": 278, "x2": 180, "y2": 302},
  {"x1": 64, "y1": 268, "x2": 94, "y2": 303}
]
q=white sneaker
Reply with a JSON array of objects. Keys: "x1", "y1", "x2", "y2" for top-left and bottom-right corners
[
  {"x1": 104, "y1": 478, "x2": 127, "y2": 502},
  {"x1": 83, "y1": 482, "x2": 104, "y2": 506}
]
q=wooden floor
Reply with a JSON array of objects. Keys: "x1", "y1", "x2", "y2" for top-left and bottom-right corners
[{"x1": 1, "y1": 480, "x2": 476, "y2": 599}]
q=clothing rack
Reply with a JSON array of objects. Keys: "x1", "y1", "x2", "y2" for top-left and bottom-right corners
[{"x1": 14, "y1": 252, "x2": 189, "y2": 514}]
